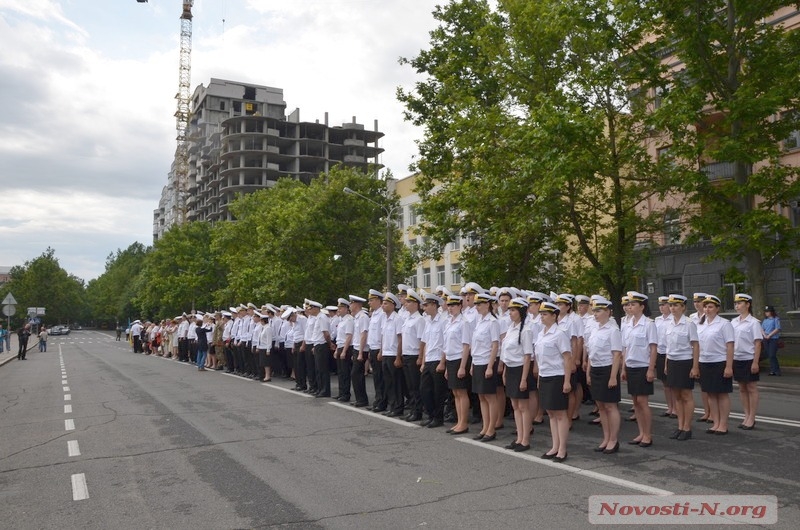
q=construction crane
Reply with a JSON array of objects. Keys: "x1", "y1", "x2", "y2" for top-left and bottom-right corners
[{"x1": 138, "y1": 0, "x2": 194, "y2": 225}]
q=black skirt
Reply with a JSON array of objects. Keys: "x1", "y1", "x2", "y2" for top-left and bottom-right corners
[
  {"x1": 733, "y1": 359, "x2": 760, "y2": 383},
  {"x1": 655, "y1": 354, "x2": 667, "y2": 382},
  {"x1": 504, "y1": 365, "x2": 536, "y2": 399},
  {"x1": 539, "y1": 375, "x2": 569, "y2": 411},
  {"x1": 666, "y1": 358, "x2": 695, "y2": 390},
  {"x1": 446, "y1": 359, "x2": 470, "y2": 390},
  {"x1": 590, "y1": 365, "x2": 621, "y2": 403},
  {"x1": 471, "y1": 361, "x2": 499, "y2": 395},
  {"x1": 699, "y1": 361, "x2": 733, "y2": 393},
  {"x1": 625, "y1": 366, "x2": 654, "y2": 396}
]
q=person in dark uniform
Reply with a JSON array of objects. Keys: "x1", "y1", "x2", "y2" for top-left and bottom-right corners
[{"x1": 17, "y1": 324, "x2": 32, "y2": 359}]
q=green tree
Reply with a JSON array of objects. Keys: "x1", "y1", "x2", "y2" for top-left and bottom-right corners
[
  {"x1": 134, "y1": 222, "x2": 226, "y2": 318},
  {"x1": 212, "y1": 167, "x2": 410, "y2": 306},
  {"x1": 0, "y1": 248, "x2": 88, "y2": 327},
  {"x1": 648, "y1": 0, "x2": 800, "y2": 312},
  {"x1": 86, "y1": 242, "x2": 149, "y2": 327},
  {"x1": 398, "y1": 0, "x2": 667, "y2": 307}
]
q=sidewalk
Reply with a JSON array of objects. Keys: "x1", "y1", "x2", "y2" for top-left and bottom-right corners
[{"x1": 0, "y1": 335, "x2": 35, "y2": 367}]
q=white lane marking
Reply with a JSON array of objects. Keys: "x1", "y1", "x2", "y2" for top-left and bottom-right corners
[
  {"x1": 455, "y1": 438, "x2": 673, "y2": 496},
  {"x1": 71, "y1": 473, "x2": 89, "y2": 501},
  {"x1": 67, "y1": 440, "x2": 80, "y2": 457},
  {"x1": 222, "y1": 372, "x2": 261, "y2": 382},
  {"x1": 59, "y1": 344, "x2": 62, "y2": 355},
  {"x1": 64, "y1": 405, "x2": 72, "y2": 413},
  {"x1": 621, "y1": 399, "x2": 800, "y2": 428},
  {"x1": 65, "y1": 419, "x2": 75, "y2": 431},
  {"x1": 327, "y1": 402, "x2": 421, "y2": 428},
  {"x1": 261, "y1": 382, "x2": 315, "y2": 398},
  {"x1": 64, "y1": 394, "x2": 71, "y2": 401},
  {"x1": 63, "y1": 386, "x2": 70, "y2": 391}
]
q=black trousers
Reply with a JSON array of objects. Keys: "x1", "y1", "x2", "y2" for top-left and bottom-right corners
[
  {"x1": 421, "y1": 361, "x2": 448, "y2": 421},
  {"x1": 178, "y1": 338, "x2": 188, "y2": 361},
  {"x1": 351, "y1": 349, "x2": 369, "y2": 405},
  {"x1": 382, "y1": 357, "x2": 405, "y2": 414},
  {"x1": 272, "y1": 343, "x2": 289, "y2": 377},
  {"x1": 257, "y1": 348, "x2": 268, "y2": 380},
  {"x1": 305, "y1": 344, "x2": 317, "y2": 391},
  {"x1": 336, "y1": 346, "x2": 353, "y2": 400},
  {"x1": 314, "y1": 343, "x2": 331, "y2": 396},
  {"x1": 293, "y1": 342, "x2": 307, "y2": 389},
  {"x1": 224, "y1": 342, "x2": 235, "y2": 371},
  {"x1": 243, "y1": 342, "x2": 254, "y2": 375},
  {"x1": 369, "y1": 349, "x2": 386, "y2": 410},
  {"x1": 132, "y1": 336, "x2": 142, "y2": 353},
  {"x1": 402, "y1": 355, "x2": 423, "y2": 416},
  {"x1": 189, "y1": 340, "x2": 198, "y2": 363}
]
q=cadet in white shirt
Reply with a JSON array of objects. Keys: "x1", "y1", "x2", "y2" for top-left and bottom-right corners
[
  {"x1": 333, "y1": 298, "x2": 355, "y2": 403},
  {"x1": 307, "y1": 300, "x2": 333, "y2": 398},
  {"x1": 665, "y1": 294, "x2": 700, "y2": 441},
  {"x1": 690, "y1": 293, "x2": 712, "y2": 423},
  {"x1": 301, "y1": 301, "x2": 318, "y2": 394},
  {"x1": 400, "y1": 290, "x2": 426, "y2": 422},
  {"x1": 366, "y1": 290, "x2": 388, "y2": 412},
  {"x1": 730, "y1": 293, "x2": 761, "y2": 430},
  {"x1": 654, "y1": 296, "x2": 677, "y2": 417},
  {"x1": 349, "y1": 295, "x2": 371, "y2": 408},
  {"x1": 696, "y1": 295, "x2": 735, "y2": 435},
  {"x1": 442, "y1": 295, "x2": 472, "y2": 434},
  {"x1": 419, "y1": 293, "x2": 447, "y2": 428},
  {"x1": 622, "y1": 291, "x2": 658, "y2": 448},
  {"x1": 380, "y1": 292, "x2": 405, "y2": 417},
  {"x1": 500, "y1": 298, "x2": 535, "y2": 452},
  {"x1": 470, "y1": 292, "x2": 501, "y2": 443},
  {"x1": 555, "y1": 294, "x2": 584, "y2": 426}
]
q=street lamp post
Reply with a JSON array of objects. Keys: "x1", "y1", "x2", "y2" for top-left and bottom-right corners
[{"x1": 344, "y1": 187, "x2": 399, "y2": 291}]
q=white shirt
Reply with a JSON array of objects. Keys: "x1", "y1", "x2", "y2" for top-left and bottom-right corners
[
  {"x1": 335, "y1": 314, "x2": 354, "y2": 348},
  {"x1": 222, "y1": 319, "x2": 233, "y2": 341},
  {"x1": 401, "y1": 312, "x2": 425, "y2": 356},
  {"x1": 304, "y1": 314, "x2": 317, "y2": 344},
  {"x1": 665, "y1": 315, "x2": 699, "y2": 361},
  {"x1": 380, "y1": 311, "x2": 403, "y2": 357},
  {"x1": 367, "y1": 310, "x2": 385, "y2": 350},
  {"x1": 310, "y1": 313, "x2": 330, "y2": 345},
  {"x1": 256, "y1": 321, "x2": 273, "y2": 350},
  {"x1": 654, "y1": 313, "x2": 671, "y2": 354},
  {"x1": 558, "y1": 311, "x2": 584, "y2": 339},
  {"x1": 187, "y1": 322, "x2": 197, "y2": 340},
  {"x1": 535, "y1": 324, "x2": 571, "y2": 377},
  {"x1": 623, "y1": 316, "x2": 658, "y2": 368},
  {"x1": 697, "y1": 315, "x2": 734, "y2": 364},
  {"x1": 731, "y1": 314, "x2": 762, "y2": 361},
  {"x1": 354, "y1": 312, "x2": 370, "y2": 353},
  {"x1": 470, "y1": 313, "x2": 500, "y2": 366},
  {"x1": 443, "y1": 313, "x2": 471, "y2": 361},
  {"x1": 177, "y1": 320, "x2": 189, "y2": 339},
  {"x1": 291, "y1": 315, "x2": 307, "y2": 344},
  {"x1": 500, "y1": 321, "x2": 534, "y2": 367},
  {"x1": 421, "y1": 313, "x2": 445, "y2": 363},
  {"x1": 587, "y1": 320, "x2": 623, "y2": 368}
]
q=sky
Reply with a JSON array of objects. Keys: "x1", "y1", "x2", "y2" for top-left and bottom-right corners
[{"x1": 0, "y1": 0, "x2": 439, "y2": 282}]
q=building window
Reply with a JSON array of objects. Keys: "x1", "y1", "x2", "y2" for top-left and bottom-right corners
[
  {"x1": 408, "y1": 238, "x2": 417, "y2": 250},
  {"x1": 793, "y1": 275, "x2": 800, "y2": 309},
  {"x1": 663, "y1": 277, "x2": 682, "y2": 296},
  {"x1": 408, "y1": 205, "x2": 418, "y2": 226},
  {"x1": 437, "y1": 265, "x2": 445, "y2": 286},
  {"x1": 451, "y1": 264, "x2": 461, "y2": 285},
  {"x1": 466, "y1": 232, "x2": 479, "y2": 246},
  {"x1": 219, "y1": 101, "x2": 226, "y2": 111},
  {"x1": 783, "y1": 110, "x2": 800, "y2": 150},
  {"x1": 396, "y1": 210, "x2": 404, "y2": 230},
  {"x1": 409, "y1": 275, "x2": 418, "y2": 289},
  {"x1": 451, "y1": 231, "x2": 460, "y2": 251},
  {"x1": 664, "y1": 209, "x2": 681, "y2": 245},
  {"x1": 422, "y1": 267, "x2": 431, "y2": 288}
]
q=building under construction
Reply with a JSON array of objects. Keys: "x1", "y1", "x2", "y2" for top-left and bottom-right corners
[{"x1": 153, "y1": 78, "x2": 384, "y2": 240}]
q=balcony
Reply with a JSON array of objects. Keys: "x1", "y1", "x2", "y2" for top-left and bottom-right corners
[{"x1": 701, "y1": 161, "x2": 739, "y2": 182}]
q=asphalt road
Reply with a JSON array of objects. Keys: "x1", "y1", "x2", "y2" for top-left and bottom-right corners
[{"x1": 1, "y1": 330, "x2": 799, "y2": 529}]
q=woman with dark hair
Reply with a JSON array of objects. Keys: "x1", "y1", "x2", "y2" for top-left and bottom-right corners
[
  {"x1": 762, "y1": 306, "x2": 781, "y2": 376},
  {"x1": 654, "y1": 296, "x2": 677, "y2": 418},
  {"x1": 622, "y1": 292, "x2": 658, "y2": 447},
  {"x1": 501, "y1": 297, "x2": 535, "y2": 452},
  {"x1": 731, "y1": 293, "x2": 761, "y2": 430},
  {"x1": 536, "y1": 301, "x2": 572, "y2": 462},
  {"x1": 470, "y1": 292, "x2": 501, "y2": 442},
  {"x1": 586, "y1": 297, "x2": 623, "y2": 454},
  {"x1": 443, "y1": 295, "x2": 471, "y2": 434},
  {"x1": 665, "y1": 294, "x2": 699, "y2": 441},
  {"x1": 697, "y1": 295, "x2": 734, "y2": 435}
]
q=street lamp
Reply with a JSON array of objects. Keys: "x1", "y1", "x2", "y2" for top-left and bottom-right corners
[{"x1": 344, "y1": 186, "x2": 400, "y2": 291}]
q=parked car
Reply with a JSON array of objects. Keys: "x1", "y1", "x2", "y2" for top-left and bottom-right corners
[{"x1": 49, "y1": 326, "x2": 63, "y2": 336}]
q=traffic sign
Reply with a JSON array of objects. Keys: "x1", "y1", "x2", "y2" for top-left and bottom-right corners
[
  {"x1": 2, "y1": 293, "x2": 16, "y2": 305},
  {"x1": 2, "y1": 305, "x2": 15, "y2": 317}
]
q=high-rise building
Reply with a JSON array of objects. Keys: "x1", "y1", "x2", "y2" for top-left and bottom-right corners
[{"x1": 154, "y1": 78, "x2": 384, "y2": 240}]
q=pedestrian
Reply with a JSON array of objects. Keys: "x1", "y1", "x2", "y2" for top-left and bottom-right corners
[
  {"x1": 116, "y1": 324, "x2": 122, "y2": 341},
  {"x1": 690, "y1": 293, "x2": 712, "y2": 423},
  {"x1": 130, "y1": 320, "x2": 143, "y2": 353},
  {"x1": 665, "y1": 294, "x2": 700, "y2": 441},
  {"x1": 349, "y1": 295, "x2": 371, "y2": 408},
  {"x1": 654, "y1": 296, "x2": 677, "y2": 418},
  {"x1": 621, "y1": 291, "x2": 658, "y2": 448},
  {"x1": 419, "y1": 292, "x2": 447, "y2": 428},
  {"x1": 697, "y1": 295, "x2": 735, "y2": 435},
  {"x1": 535, "y1": 301, "x2": 572, "y2": 463},
  {"x1": 470, "y1": 292, "x2": 501, "y2": 443},
  {"x1": 366, "y1": 289, "x2": 388, "y2": 412},
  {"x1": 379, "y1": 292, "x2": 405, "y2": 417},
  {"x1": 500, "y1": 297, "x2": 535, "y2": 452},
  {"x1": 0, "y1": 323, "x2": 6, "y2": 353},
  {"x1": 762, "y1": 305, "x2": 781, "y2": 376},
  {"x1": 400, "y1": 290, "x2": 426, "y2": 422},
  {"x1": 586, "y1": 297, "x2": 623, "y2": 454},
  {"x1": 333, "y1": 298, "x2": 354, "y2": 402},
  {"x1": 17, "y1": 324, "x2": 31, "y2": 359},
  {"x1": 38, "y1": 326, "x2": 48, "y2": 352},
  {"x1": 555, "y1": 294, "x2": 584, "y2": 428},
  {"x1": 195, "y1": 315, "x2": 213, "y2": 371},
  {"x1": 443, "y1": 295, "x2": 472, "y2": 434},
  {"x1": 731, "y1": 293, "x2": 761, "y2": 430}
]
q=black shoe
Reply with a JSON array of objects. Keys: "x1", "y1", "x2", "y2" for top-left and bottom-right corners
[
  {"x1": 406, "y1": 413, "x2": 422, "y2": 422},
  {"x1": 741, "y1": 423, "x2": 755, "y2": 430},
  {"x1": 505, "y1": 442, "x2": 520, "y2": 450},
  {"x1": 427, "y1": 419, "x2": 444, "y2": 428},
  {"x1": 419, "y1": 418, "x2": 432, "y2": 427},
  {"x1": 676, "y1": 430, "x2": 692, "y2": 441},
  {"x1": 514, "y1": 444, "x2": 531, "y2": 452},
  {"x1": 354, "y1": 402, "x2": 369, "y2": 408},
  {"x1": 553, "y1": 454, "x2": 568, "y2": 463},
  {"x1": 705, "y1": 428, "x2": 717, "y2": 434},
  {"x1": 669, "y1": 429, "x2": 682, "y2": 439},
  {"x1": 371, "y1": 407, "x2": 387, "y2": 413},
  {"x1": 638, "y1": 441, "x2": 653, "y2": 448},
  {"x1": 473, "y1": 433, "x2": 486, "y2": 441},
  {"x1": 314, "y1": 393, "x2": 331, "y2": 399},
  {"x1": 714, "y1": 430, "x2": 728, "y2": 435},
  {"x1": 593, "y1": 446, "x2": 607, "y2": 452},
  {"x1": 480, "y1": 434, "x2": 496, "y2": 442},
  {"x1": 385, "y1": 411, "x2": 402, "y2": 418},
  {"x1": 541, "y1": 452, "x2": 557, "y2": 460},
  {"x1": 449, "y1": 428, "x2": 469, "y2": 435},
  {"x1": 628, "y1": 439, "x2": 642, "y2": 445},
  {"x1": 602, "y1": 442, "x2": 620, "y2": 454}
]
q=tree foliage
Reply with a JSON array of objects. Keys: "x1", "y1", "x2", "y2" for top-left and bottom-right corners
[
  {"x1": 85, "y1": 242, "x2": 149, "y2": 326},
  {"x1": 212, "y1": 167, "x2": 411, "y2": 307},
  {"x1": 398, "y1": 0, "x2": 669, "y2": 308},
  {"x1": 648, "y1": 0, "x2": 800, "y2": 311},
  {"x1": 0, "y1": 248, "x2": 88, "y2": 327}
]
